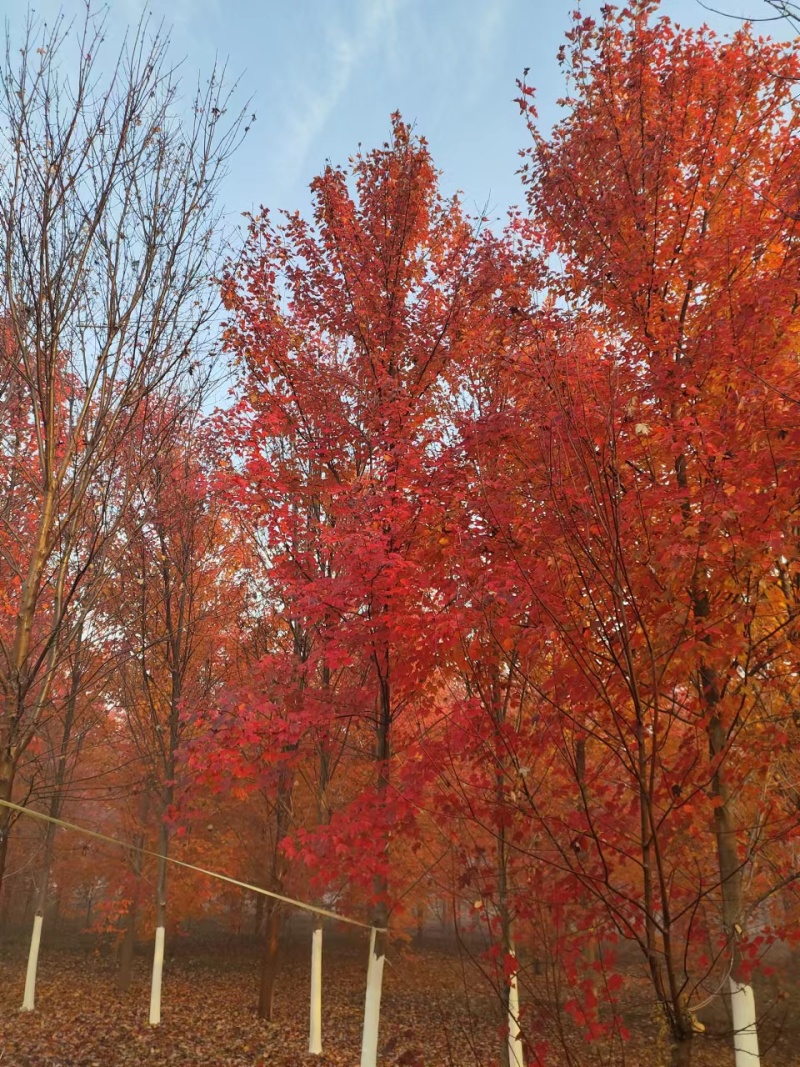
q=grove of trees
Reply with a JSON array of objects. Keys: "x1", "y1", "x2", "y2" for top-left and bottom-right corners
[{"x1": 2, "y1": 4, "x2": 800, "y2": 1067}]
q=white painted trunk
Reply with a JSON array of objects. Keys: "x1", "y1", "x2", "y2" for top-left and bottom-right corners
[
  {"x1": 21, "y1": 914, "x2": 43, "y2": 1011},
  {"x1": 360, "y1": 928, "x2": 386, "y2": 1067},
  {"x1": 729, "y1": 978, "x2": 760, "y2": 1066},
  {"x1": 149, "y1": 925, "x2": 165, "y2": 1026},
  {"x1": 507, "y1": 954, "x2": 524, "y2": 1067},
  {"x1": 309, "y1": 925, "x2": 323, "y2": 1054}
]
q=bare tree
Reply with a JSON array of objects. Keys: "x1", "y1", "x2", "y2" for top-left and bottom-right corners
[
  {"x1": 759, "y1": 0, "x2": 800, "y2": 22},
  {"x1": 0, "y1": 3, "x2": 244, "y2": 901},
  {"x1": 698, "y1": 0, "x2": 800, "y2": 32}
]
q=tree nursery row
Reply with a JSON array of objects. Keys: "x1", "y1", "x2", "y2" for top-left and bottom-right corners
[{"x1": 2, "y1": 4, "x2": 800, "y2": 1066}]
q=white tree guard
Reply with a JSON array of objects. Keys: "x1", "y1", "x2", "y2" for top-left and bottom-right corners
[
  {"x1": 309, "y1": 925, "x2": 323, "y2": 1054},
  {"x1": 730, "y1": 978, "x2": 760, "y2": 1067},
  {"x1": 508, "y1": 954, "x2": 524, "y2": 1067},
  {"x1": 149, "y1": 925, "x2": 165, "y2": 1025},
  {"x1": 21, "y1": 914, "x2": 43, "y2": 1011},
  {"x1": 360, "y1": 928, "x2": 385, "y2": 1067}
]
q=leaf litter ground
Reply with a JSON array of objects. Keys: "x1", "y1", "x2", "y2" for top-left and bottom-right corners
[{"x1": 1, "y1": 936, "x2": 800, "y2": 1066}]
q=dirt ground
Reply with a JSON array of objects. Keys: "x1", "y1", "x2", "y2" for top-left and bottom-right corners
[{"x1": 0, "y1": 931, "x2": 799, "y2": 1066}]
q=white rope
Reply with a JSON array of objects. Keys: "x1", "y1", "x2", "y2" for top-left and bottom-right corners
[
  {"x1": 0, "y1": 798, "x2": 383, "y2": 931},
  {"x1": 688, "y1": 950, "x2": 734, "y2": 1012}
]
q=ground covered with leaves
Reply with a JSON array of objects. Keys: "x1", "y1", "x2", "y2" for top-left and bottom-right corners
[{"x1": 1, "y1": 933, "x2": 799, "y2": 1066}]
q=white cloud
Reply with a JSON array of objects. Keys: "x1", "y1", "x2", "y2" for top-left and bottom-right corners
[
  {"x1": 275, "y1": 0, "x2": 404, "y2": 191},
  {"x1": 467, "y1": 0, "x2": 508, "y2": 102}
]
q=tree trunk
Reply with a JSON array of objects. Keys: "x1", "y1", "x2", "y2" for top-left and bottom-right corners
[
  {"x1": 499, "y1": 837, "x2": 524, "y2": 1067},
  {"x1": 21, "y1": 914, "x2": 43, "y2": 1011},
  {"x1": 309, "y1": 920, "x2": 323, "y2": 1054},
  {"x1": 84, "y1": 886, "x2": 94, "y2": 928},
  {"x1": 708, "y1": 695, "x2": 760, "y2": 1066},
  {"x1": 360, "y1": 673, "x2": 391, "y2": 1067},
  {"x1": 0, "y1": 755, "x2": 16, "y2": 904},
  {"x1": 309, "y1": 712, "x2": 330, "y2": 1055},
  {"x1": 670, "y1": 1033, "x2": 693, "y2": 1067},
  {"x1": 0, "y1": 878, "x2": 11, "y2": 934},
  {"x1": 52, "y1": 883, "x2": 63, "y2": 929},
  {"x1": 117, "y1": 911, "x2": 137, "y2": 993},
  {"x1": 21, "y1": 651, "x2": 82, "y2": 1010},
  {"x1": 729, "y1": 978, "x2": 760, "y2": 1067},
  {"x1": 491, "y1": 666, "x2": 524, "y2": 1067},
  {"x1": 257, "y1": 900, "x2": 281, "y2": 1020},
  {"x1": 21, "y1": 817, "x2": 58, "y2": 1011},
  {"x1": 253, "y1": 890, "x2": 265, "y2": 936},
  {"x1": 507, "y1": 952, "x2": 524, "y2": 1067},
  {"x1": 149, "y1": 820, "x2": 169, "y2": 1025},
  {"x1": 118, "y1": 814, "x2": 146, "y2": 993},
  {"x1": 361, "y1": 925, "x2": 387, "y2": 1067},
  {"x1": 255, "y1": 765, "x2": 293, "y2": 1021}
]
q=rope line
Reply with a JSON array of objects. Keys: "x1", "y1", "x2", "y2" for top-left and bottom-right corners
[
  {"x1": 688, "y1": 950, "x2": 733, "y2": 1013},
  {"x1": 0, "y1": 799, "x2": 384, "y2": 932}
]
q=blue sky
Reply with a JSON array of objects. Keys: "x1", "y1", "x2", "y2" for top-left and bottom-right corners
[{"x1": 5, "y1": 0, "x2": 794, "y2": 229}]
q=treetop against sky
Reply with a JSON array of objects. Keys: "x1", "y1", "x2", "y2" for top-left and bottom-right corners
[{"x1": 1, "y1": 0, "x2": 791, "y2": 226}]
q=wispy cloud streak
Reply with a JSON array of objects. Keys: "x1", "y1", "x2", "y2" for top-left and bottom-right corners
[{"x1": 275, "y1": 0, "x2": 403, "y2": 191}]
